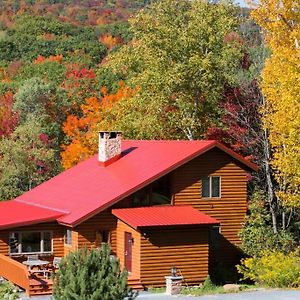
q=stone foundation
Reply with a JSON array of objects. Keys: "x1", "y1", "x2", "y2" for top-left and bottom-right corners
[{"x1": 165, "y1": 276, "x2": 183, "y2": 295}]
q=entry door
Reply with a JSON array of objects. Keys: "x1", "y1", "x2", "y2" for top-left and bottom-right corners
[{"x1": 124, "y1": 232, "x2": 132, "y2": 273}]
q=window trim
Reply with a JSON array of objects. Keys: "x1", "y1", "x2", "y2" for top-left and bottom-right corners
[
  {"x1": 9, "y1": 231, "x2": 53, "y2": 256},
  {"x1": 64, "y1": 229, "x2": 73, "y2": 246},
  {"x1": 201, "y1": 176, "x2": 221, "y2": 198}
]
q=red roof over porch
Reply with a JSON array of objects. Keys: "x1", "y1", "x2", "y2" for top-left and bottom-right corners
[
  {"x1": 0, "y1": 200, "x2": 66, "y2": 230},
  {"x1": 112, "y1": 205, "x2": 219, "y2": 229}
]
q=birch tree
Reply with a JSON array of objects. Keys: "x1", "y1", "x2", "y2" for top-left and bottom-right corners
[
  {"x1": 252, "y1": 0, "x2": 300, "y2": 208},
  {"x1": 104, "y1": 0, "x2": 243, "y2": 140}
]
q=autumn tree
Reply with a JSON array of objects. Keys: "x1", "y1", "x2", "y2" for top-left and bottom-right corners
[
  {"x1": 0, "y1": 91, "x2": 19, "y2": 137},
  {"x1": 61, "y1": 82, "x2": 136, "y2": 169},
  {"x1": 62, "y1": 67, "x2": 98, "y2": 109},
  {"x1": 252, "y1": 0, "x2": 300, "y2": 208},
  {"x1": 103, "y1": 0, "x2": 243, "y2": 140}
]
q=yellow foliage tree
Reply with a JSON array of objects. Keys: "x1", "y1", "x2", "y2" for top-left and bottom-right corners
[{"x1": 252, "y1": 0, "x2": 300, "y2": 207}]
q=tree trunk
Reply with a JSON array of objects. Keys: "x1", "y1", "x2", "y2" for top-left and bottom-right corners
[{"x1": 263, "y1": 128, "x2": 278, "y2": 234}]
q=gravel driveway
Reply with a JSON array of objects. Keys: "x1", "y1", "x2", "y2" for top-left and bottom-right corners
[
  {"x1": 136, "y1": 289, "x2": 300, "y2": 300},
  {"x1": 22, "y1": 289, "x2": 300, "y2": 300}
]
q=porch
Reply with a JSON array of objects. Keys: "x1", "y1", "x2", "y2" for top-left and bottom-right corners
[
  {"x1": 0, "y1": 254, "x2": 54, "y2": 296},
  {"x1": 112, "y1": 206, "x2": 220, "y2": 288}
]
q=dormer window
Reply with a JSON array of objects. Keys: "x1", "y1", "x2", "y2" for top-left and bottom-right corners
[
  {"x1": 132, "y1": 176, "x2": 171, "y2": 207},
  {"x1": 202, "y1": 176, "x2": 221, "y2": 198}
]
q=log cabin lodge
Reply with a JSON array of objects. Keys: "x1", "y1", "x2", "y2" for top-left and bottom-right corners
[{"x1": 0, "y1": 131, "x2": 257, "y2": 296}]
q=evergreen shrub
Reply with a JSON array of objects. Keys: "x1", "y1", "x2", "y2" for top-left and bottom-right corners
[{"x1": 53, "y1": 244, "x2": 136, "y2": 300}]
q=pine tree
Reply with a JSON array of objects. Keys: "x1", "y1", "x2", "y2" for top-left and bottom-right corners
[{"x1": 53, "y1": 244, "x2": 136, "y2": 300}]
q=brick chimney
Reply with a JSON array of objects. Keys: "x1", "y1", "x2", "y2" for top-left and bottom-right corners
[{"x1": 98, "y1": 131, "x2": 122, "y2": 166}]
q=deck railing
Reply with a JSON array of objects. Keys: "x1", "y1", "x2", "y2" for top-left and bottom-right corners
[{"x1": 0, "y1": 253, "x2": 30, "y2": 294}]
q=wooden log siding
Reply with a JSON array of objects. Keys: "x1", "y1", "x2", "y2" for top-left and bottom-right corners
[
  {"x1": 116, "y1": 220, "x2": 141, "y2": 280},
  {"x1": 172, "y1": 148, "x2": 248, "y2": 265},
  {"x1": 75, "y1": 209, "x2": 117, "y2": 253},
  {"x1": 64, "y1": 230, "x2": 79, "y2": 256},
  {"x1": 0, "y1": 222, "x2": 65, "y2": 257},
  {"x1": 0, "y1": 230, "x2": 8, "y2": 255},
  {"x1": 140, "y1": 226, "x2": 209, "y2": 287}
]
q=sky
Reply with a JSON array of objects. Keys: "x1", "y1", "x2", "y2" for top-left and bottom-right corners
[
  {"x1": 236, "y1": 0, "x2": 247, "y2": 6},
  {"x1": 234, "y1": 0, "x2": 249, "y2": 7}
]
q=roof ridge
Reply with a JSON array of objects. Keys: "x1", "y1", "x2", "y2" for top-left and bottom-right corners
[{"x1": 15, "y1": 199, "x2": 69, "y2": 214}]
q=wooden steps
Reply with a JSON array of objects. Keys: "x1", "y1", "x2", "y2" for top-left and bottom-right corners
[
  {"x1": 128, "y1": 278, "x2": 144, "y2": 290},
  {"x1": 29, "y1": 278, "x2": 53, "y2": 296}
]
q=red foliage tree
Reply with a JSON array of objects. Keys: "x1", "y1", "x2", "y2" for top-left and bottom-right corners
[
  {"x1": 206, "y1": 81, "x2": 262, "y2": 163},
  {"x1": 0, "y1": 91, "x2": 19, "y2": 137}
]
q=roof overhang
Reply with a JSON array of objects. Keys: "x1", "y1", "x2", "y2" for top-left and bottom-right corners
[
  {"x1": 112, "y1": 205, "x2": 219, "y2": 230},
  {"x1": 0, "y1": 200, "x2": 66, "y2": 230}
]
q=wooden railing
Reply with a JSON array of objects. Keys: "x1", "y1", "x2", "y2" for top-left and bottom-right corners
[{"x1": 0, "y1": 254, "x2": 30, "y2": 294}]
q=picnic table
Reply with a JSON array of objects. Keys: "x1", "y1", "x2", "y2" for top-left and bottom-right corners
[{"x1": 23, "y1": 259, "x2": 50, "y2": 278}]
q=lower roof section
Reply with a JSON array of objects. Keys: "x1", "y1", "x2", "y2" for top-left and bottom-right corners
[
  {"x1": 0, "y1": 200, "x2": 66, "y2": 230},
  {"x1": 112, "y1": 205, "x2": 219, "y2": 229}
]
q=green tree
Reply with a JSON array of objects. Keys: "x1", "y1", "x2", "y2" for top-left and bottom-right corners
[
  {"x1": 0, "y1": 15, "x2": 107, "y2": 64},
  {"x1": 0, "y1": 118, "x2": 56, "y2": 200},
  {"x1": 53, "y1": 244, "x2": 136, "y2": 300},
  {"x1": 14, "y1": 77, "x2": 68, "y2": 153},
  {"x1": 239, "y1": 192, "x2": 296, "y2": 257},
  {"x1": 103, "y1": 0, "x2": 243, "y2": 139},
  {"x1": 17, "y1": 60, "x2": 67, "y2": 85}
]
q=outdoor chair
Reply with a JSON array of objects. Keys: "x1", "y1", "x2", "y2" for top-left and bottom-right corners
[{"x1": 52, "y1": 257, "x2": 62, "y2": 271}]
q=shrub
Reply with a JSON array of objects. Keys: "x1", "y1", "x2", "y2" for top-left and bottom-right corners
[
  {"x1": 239, "y1": 192, "x2": 295, "y2": 257},
  {"x1": 53, "y1": 244, "x2": 136, "y2": 300},
  {"x1": 0, "y1": 282, "x2": 18, "y2": 300},
  {"x1": 237, "y1": 249, "x2": 300, "y2": 288},
  {"x1": 202, "y1": 276, "x2": 215, "y2": 292}
]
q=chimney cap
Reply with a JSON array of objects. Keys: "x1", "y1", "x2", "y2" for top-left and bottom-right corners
[{"x1": 99, "y1": 131, "x2": 122, "y2": 139}]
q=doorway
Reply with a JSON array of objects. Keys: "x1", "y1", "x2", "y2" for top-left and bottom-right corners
[{"x1": 124, "y1": 232, "x2": 132, "y2": 273}]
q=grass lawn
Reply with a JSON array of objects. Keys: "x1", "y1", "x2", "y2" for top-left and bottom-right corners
[
  {"x1": 181, "y1": 283, "x2": 256, "y2": 296},
  {"x1": 148, "y1": 287, "x2": 166, "y2": 293}
]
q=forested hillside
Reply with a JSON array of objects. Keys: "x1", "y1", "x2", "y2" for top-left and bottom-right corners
[
  {"x1": 0, "y1": 0, "x2": 147, "y2": 199},
  {"x1": 0, "y1": 0, "x2": 299, "y2": 287},
  {"x1": 0, "y1": 0, "x2": 150, "y2": 27}
]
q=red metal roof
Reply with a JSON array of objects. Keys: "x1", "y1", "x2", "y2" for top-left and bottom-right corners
[
  {"x1": 0, "y1": 200, "x2": 65, "y2": 230},
  {"x1": 0, "y1": 139, "x2": 256, "y2": 228},
  {"x1": 112, "y1": 206, "x2": 219, "y2": 228}
]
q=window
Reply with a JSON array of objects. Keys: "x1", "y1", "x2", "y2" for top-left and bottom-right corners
[
  {"x1": 95, "y1": 230, "x2": 110, "y2": 247},
  {"x1": 201, "y1": 176, "x2": 221, "y2": 198},
  {"x1": 132, "y1": 176, "x2": 171, "y2": 207},
  {"x1": 101, "y1": 230, "x2": 110, "y2": 244},
  {"x1": 9, "y1": 231, "x2": 52, "y2": 255},
  {"x1": 65, "y1": 229, "x2": 72, "y2": 246}
]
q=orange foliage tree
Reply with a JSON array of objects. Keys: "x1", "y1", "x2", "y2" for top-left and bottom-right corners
[
  {"x1": 61, "y1": 82, "x2": 136, "y2": 169},
  {"x1": 34, "y1": 54, "x2": 63, "y2": 64},
  {"x1": 99, "y1": 34, "x2": 123, "y2": 51}
]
